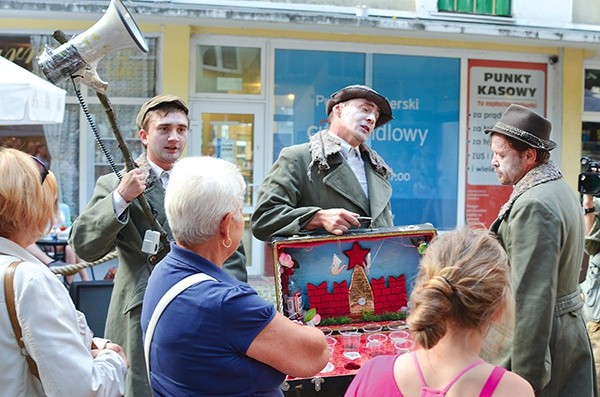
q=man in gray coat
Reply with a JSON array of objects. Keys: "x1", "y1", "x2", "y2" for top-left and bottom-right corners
[
  {"x1": 69, "y1": 94, "x2": 247, "y2": 397},
  {"x1": 252, "y1": 85, "x2": 394, "y2": 241},
  {"x1": 487, "y1": 104, "x2": 596, "y2": 396}
]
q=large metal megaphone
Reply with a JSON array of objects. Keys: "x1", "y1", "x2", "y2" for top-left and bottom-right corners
[{"x1": 38, "y1": 0, "x2": 148, "y2": 92}]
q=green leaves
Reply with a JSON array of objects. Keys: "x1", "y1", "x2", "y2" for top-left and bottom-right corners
[{"x1": 304, "y1": 308, "x2": 317, "y2": 322}]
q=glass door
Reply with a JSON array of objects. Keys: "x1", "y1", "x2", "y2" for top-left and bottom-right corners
[{"x1": 189, "y1": 101, "x2": 266, "y2": 276}]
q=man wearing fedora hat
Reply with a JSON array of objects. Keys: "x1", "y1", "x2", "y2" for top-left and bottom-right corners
[
  {"x1": 486, "y1": 104, "x2": 596, "y2": 396},
  {"x1": 251, "y1": 84, "x2": 394, "y2": 241},
  {"x1": 69, "y1": 94, "x2": 247, "y2": 397}
]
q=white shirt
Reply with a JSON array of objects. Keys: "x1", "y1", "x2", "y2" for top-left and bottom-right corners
[
  {"x1": 338, "y1": 139, "x2": 369, "y2": 197},
  {"x1": 0, "y1": 238, "x2": 127, "y2": 397},
  {"x1": 159, "y1": 170, "x2": 170, "y2": 188},
  {"x1": 147, "y1": 159, "x2": 170, "y2": 188}
]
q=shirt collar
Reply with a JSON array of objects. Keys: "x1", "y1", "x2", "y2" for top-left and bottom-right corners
[
  {"x1": 0, "y1": 237, "x2": 45, "y2": 265},
  {"x1": 146, "y1": 158, "x2": 168, "y2": 180},
  {"x1": 328, "y1": 131, "x2": 356, "y2": 158}
]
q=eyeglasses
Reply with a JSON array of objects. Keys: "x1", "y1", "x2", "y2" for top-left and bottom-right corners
[{"x1": 31, "y1": 156, "x2": 49, "y2": 185}]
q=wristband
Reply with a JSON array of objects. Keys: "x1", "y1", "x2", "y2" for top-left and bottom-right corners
[{"x1": 584, "y1": 207, "x2": 595, "y2": 214}]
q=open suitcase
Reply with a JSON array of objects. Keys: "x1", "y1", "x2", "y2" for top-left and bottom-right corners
[{"x1": 271, "y1": 224, "x2": 437, "y2": 396}]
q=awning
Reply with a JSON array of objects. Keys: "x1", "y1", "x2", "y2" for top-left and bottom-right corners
[{"x1": 0, "y1": 56, "x2": 66, "y2": 125}]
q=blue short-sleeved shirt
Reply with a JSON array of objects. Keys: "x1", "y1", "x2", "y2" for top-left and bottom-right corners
[{"x1": 141, "y1": 243, "x2": 284, "y2": 396}]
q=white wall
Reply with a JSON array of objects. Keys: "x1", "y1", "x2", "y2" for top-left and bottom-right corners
[
  {"x1": 417, "y1": 0, "x2": 574, "y2": 29},
  {"x1": 573, "y1": 0, "x2": 600, "y2": 26},
  {"x1": 512, "y1": 0, "x2": 573, "y2": 28}
]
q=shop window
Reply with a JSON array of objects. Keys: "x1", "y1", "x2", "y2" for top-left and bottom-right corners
[
  {"x1": 273, "y1": 49, "x2": 365, "y2": 160},
  {"x1": 582, "y1": 68, "x2": 600, "y2": 165},
  {"x1": 584, "y1": 68, "x2": 600, "y2": 113},
  {"x1": 582, "y1": 122, "x2": 600, "y2": 158},
  {"x1": 437, "y1": 0, "x2": 511, "y2": 16},
  {"x1": 95, "y1": 44, "x2": 157, "y2": 98},
  {"x1": 273, "y1": 49, "x2": 460, "y2": 230},
  {"x1": 195, "y1": 45, "x2": 261, "y2": 95}
]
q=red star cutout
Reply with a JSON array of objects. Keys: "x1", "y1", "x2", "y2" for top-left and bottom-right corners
[{"x1": 344, "y1": 242, "x2": 370, "y2": 270}]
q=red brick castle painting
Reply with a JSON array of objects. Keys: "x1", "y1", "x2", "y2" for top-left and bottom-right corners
[{"x1": 272, "y1": 225, "x2": 436, "y2": 324}]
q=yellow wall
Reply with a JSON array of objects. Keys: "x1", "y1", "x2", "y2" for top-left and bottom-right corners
[
  {"x1": 161, "y1": 24, "x2": 190, "y2": 102},
  {"x1": 562, "y1": 48, "x2": 585, "y2": 190},
  {"x1": 160, "y1": 24, "x2": 191, "y2": 157}
]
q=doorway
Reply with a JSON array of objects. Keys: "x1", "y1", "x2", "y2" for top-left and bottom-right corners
[{"x1": 189, "y1": 101, "x2": 267, "y2": 276}]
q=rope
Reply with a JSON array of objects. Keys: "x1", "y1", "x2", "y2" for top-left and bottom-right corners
[{"x1": 49, "y1": 251, "x2": 118, "y2": 276}]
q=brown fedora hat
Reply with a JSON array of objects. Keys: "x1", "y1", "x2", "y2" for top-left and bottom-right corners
[
  {"x1": 485, "y1": 104, "x2": 556, "y2": 151},
  {"x1": 326, "y1": 84, "x2": 393, "y2": 128}
]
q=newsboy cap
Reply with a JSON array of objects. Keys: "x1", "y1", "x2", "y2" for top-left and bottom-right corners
[
  {"x1": 485, "y1": 104, "x2": 556, "y2": 151},
  {"x1": 326, "y1": 85, "x2": 393, "y2": 128},
  {"x1": 136, "y1": 94, "x2": 189, "y2": 129}
]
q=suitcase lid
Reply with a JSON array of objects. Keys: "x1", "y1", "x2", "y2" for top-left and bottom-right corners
[{"x1": 272, "y1": 223, "x2": 437, "y2": 326}]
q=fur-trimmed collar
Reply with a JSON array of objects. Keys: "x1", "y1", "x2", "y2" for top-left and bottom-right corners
[
  {"x1": 497, "y1": 160, "x2": 563, "y2": 220},
  {"x1": 307, "y1": 130, "x2": 391, "y2": 179}
]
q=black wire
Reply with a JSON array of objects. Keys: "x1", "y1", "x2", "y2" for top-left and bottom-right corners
[{"x1": 72, "y1": 79, "x2": 121, "y2": 179}]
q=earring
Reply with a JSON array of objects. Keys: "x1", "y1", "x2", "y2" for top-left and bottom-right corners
[{"x1": 222, "y1": 237, "x2": 232, "y2": 248}]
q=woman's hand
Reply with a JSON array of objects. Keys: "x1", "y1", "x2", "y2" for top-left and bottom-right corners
[{"x1": 92, "y1": 342, "x2": 129, "y2": 368}]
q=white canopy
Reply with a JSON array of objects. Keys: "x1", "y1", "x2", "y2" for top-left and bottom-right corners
[{"x1": 0, "y1": 56, "x2": 66, "y2": 125}]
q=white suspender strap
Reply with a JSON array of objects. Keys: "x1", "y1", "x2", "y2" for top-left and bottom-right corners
[{"x1": 144, "y1": 273, "x2": 216, "y2": 382}]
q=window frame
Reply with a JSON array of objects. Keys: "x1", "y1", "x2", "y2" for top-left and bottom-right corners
[
  {"x1": 190, "y1": 36, "x2": 267, "y2": 101},
  {"x1": 437, "y1": 0, "x2": 512, "y2": 17}
]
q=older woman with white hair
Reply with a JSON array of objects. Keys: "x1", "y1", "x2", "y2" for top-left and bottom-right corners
[
  {"x1": 0, "y1": 147, "x2": 128, "y2": 397},
  {"x1": 141, "y1": 156, "x2": 328, "y2": 396}
]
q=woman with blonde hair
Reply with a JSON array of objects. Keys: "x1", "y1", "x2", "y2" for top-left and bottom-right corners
[
  {"x1": 0, "y1": 147, "x2": 128, "y2": 396},
  {"x1": 346, "y1": 227, "x2": 534, "y2": 397}
]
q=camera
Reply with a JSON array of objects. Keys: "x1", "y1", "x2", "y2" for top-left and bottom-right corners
[{"x1": 578, "y1": 157, "x2": 600, "y2": 196}]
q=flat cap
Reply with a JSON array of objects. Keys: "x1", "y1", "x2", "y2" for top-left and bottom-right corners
[
  {"x1": 326, "y1": 85, "x2": 393, "y2": 128},
  {"x1": 136, "y1": 94, "x2": 189, "y2": 129}
]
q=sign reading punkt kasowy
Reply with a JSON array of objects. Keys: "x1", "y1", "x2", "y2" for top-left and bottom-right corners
[{"x1": 466, "y1": 59, "x2": 547, "y2": 227}]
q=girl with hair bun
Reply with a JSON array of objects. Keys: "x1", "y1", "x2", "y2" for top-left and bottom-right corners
[{"x1": 345, "y1": 227, "x2": 534, "y2": 397}]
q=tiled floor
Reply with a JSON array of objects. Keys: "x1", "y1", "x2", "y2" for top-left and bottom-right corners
[{"x1": 248, "y1": 275, "x2": 277, "y2": 307}]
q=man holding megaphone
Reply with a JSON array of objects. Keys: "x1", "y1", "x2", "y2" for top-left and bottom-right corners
[
  {"x1": 35, "y1": 2, "x2": 246, "y2": 395},
  {"x1": 70, "y1": 95, "x2": 248, "y2": 397},
  {"x1": 37, "y1": 2, "x2": 248, "y2": 395}
]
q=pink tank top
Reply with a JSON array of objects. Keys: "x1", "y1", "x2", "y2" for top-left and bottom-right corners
[{"x1": 410, "y1": 351, "x2": 507, "y2": 397}]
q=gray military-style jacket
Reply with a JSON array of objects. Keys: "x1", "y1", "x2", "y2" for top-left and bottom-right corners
[
  {"x1": 251, "y1": 130, "x2": 394, "y2": 242},
  {"x1": 491, "y1": 162, "x2": 596, "y2": 396}
]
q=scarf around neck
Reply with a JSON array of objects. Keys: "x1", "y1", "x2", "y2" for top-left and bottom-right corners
[
  {"x1": 496, "y1": 160, "x2": 563, "y2": 220},
  {"x1": 306, "y1": 130, "x2": 391, "y2": 180}
]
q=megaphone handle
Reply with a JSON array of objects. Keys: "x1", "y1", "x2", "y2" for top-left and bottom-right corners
[{"x1": 52, "y1": 30, "x2": 69, "y2": 46}]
